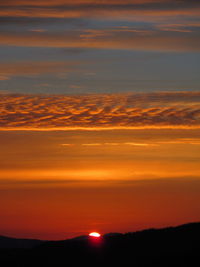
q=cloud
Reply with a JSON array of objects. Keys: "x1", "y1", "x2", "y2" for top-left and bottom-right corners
[
  {"x1": 82, "y1": 143, "x2": 102, "y2": 146},
  {"x1": 0, "y1": 75, "x2": 10, "y2": 80},
  {"x1": 124, "y1": 142, "x2": 158, "y2": 146},
  {"x1": 61, "y1": 143, "x2": 74, "y2": 146},
  {"x1": 0, "y1": 0, "x2": 199, "y2": 19},
  {"x1": 60, "y1": 138, "x2": 200, "y2": 147},
  {"x1": 0, "y1": 92, "x2": 200, "y2": 130},
  {"x1": 0, "y1": 27, "x2": 199, "y2": 52},
  {"x1": 29, "y1": 28, "x2": 47, "y2": 32},
  {"x1": 1, "y1": 176, "x2": 200, "y2": 188},
  {"x1": 0, "y1": 1, "x2": 199, "y2": 52},
  {"x1": 0, "y1": 61, "x2": 80, "y2": 78}
]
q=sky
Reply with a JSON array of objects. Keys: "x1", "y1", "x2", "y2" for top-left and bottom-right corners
[{"x1": 0, "y1": 0, "x2": 200, "y2": 240}]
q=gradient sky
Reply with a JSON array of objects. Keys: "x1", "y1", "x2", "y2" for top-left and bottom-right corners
[{"x1": 0, "y1": 0, "x2": 200, "y2": 240}]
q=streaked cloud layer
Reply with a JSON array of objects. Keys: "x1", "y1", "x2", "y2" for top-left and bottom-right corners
[
  {"x1": 0, "y1": 0, "x2": 199, "y2": 94},
  {"x1": 0, "y1": 0, "x2": 199, "y2": 52},
  {"x1": 1, "y1": 28, "x2": 199, "y2": 52},
  {"x1": 0, "y1": 0, "x2": 199, "y2": 18},
  {"x1": 0, "y1": 92, "x2": 200, "y2": 129}
]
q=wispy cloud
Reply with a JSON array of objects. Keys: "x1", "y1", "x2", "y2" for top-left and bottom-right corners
[
  {"x1": 0, "y1": 0, "x2": 199, "y2": 18},
  {"x1": 61, "y1": 143, "x2": 75, "y2": 146},
  {"x1": 0, "y1": 92, "x2": 200, "y2": 130},
  {"x1": 0, "y1": 75, "x2": 10, "y2": 81},
  {"x1": 60, "y1": 139, "x2": 200, "y2": 147},
  {"x1": 0, "y1": 27, "x2": 199, "y2": 52},
  {"x1": 0, "y1": 61, "x2": 80, "y2": 78},
  {"x1": 0, "y1": 1, "x2": 199, "y2": 52},
  {"x1": 82, "y1": 143, "x2": 102, "y2": 146}
]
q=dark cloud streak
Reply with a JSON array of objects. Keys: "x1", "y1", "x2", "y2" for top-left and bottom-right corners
[{"x1": 0, "y1": 0, "x2": 199, "y2": 18}]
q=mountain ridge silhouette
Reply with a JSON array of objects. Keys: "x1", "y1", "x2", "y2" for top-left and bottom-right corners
[{"x1": 0, "y1": 222, "x2": 199, "y2": 266}]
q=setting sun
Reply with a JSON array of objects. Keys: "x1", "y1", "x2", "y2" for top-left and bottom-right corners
[{"x1": 89, "y1": 232, "x2": 101, "y2": 238}]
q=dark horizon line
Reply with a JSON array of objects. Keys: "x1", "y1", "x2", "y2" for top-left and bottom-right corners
[{"x1": 1, "y1": 221, "x2": 199, "y2": 242}]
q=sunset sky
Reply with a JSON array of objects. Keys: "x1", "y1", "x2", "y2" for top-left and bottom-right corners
[{"x1": 0, "y1": 0, "x2": 200, "y2": 240}]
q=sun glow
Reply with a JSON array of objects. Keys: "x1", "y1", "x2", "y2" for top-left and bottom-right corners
[{"x1": 89, "y1": 232, "x2": 101, "y2": 237}]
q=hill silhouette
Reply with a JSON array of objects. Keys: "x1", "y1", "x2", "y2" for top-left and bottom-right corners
[
  {"x1": 0, "y1": 222, "x2": 199, "y2": 266},
  {"x1": 0, "y1": 235, "x2": 43, "y2": 249}
]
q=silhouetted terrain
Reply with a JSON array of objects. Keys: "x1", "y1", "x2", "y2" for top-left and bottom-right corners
[
  {"x1": 0, "y1": 235, "x2": 43, "y2": 249},
  {"x1": 0, "y1": 222, "x2": 199, "y2": 266}
]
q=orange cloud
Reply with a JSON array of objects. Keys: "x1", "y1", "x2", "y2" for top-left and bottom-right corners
[
  {"x1": 0, "y1": 92, "x2": 200, "y2": 130},
  {"x1": 0, "y1": 1, "x2": 199, "y2": 52},
  {"x1": 0, "y1": 1, "x2": 167, "y2": 6},
  {"x1": 0, "y1": 9, "x2": 199, "y2": 23},
  {"x1": 0, "y1": 28, "x2": 199, "y2": 52},
  {"x1": 0, "y1": 0, "x2": 199, "y2": 18},
  {"x1": 0, "y1": 75, "x2": 10, "y2": 80},
  {"x1": 0, "y1": 61, "x2": 79, "y2": 78}
]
